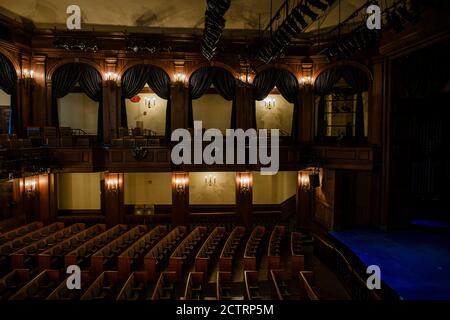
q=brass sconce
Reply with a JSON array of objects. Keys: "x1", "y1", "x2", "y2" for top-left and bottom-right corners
[
  {"x1": 24, "y1": 179, "x2": 37, "y2": 198},
  {"x1": 104, "y1": 72, "x2": 119, "y2": 82},
  {"x1": 144, "y1": 97, "x2": 157, "y2": 109},
  {"x1": 175, "y1": 176, "x2": 188, "y2": 194},
  {"x1": 300, "y1": 58, "x2": 314, "y2": 86},
  {"x1": 263, "y1": 97, "x2": 276, "y2": 110},
  {"x1": 173, "y1": 73, "x2": 186, "y2": 83},
  {"x1": 239, "y1": 173, "x2": 251, "y2": 194},
  {"x1": 299, "y1": 168, "x2": 321, "y2": 192},
  {"x1": 106, "y1": 175, "x2": 119, "y2": 193},
  {"x1": 204, "y1": 174, "x2": 216, "y2": 187}
]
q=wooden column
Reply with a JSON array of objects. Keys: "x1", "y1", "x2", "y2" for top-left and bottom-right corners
[
  {"x1": 170, "y1": 83, "x2": 188, "y2": 131},
  {"x1": 36, "y1": 173, "x2": 57, "y2": 224},
  {"x1": 299, "y1": 84, "x2": 315, "y2": 143},
  {"x1": 172, "y1": 172, "x2": 189, "y2": 226},
  {"x1": 31, "y1": 56, "x2": 47, "y2": 128},
  {"x1": 102, "y1": 80, "x2": 119, "y2": 144},
  {"x1": 45, "y1": 79, "x2": 54, "y2": 126},
  {"x1": 104, "y1": 173, "x2": 124, "y2": 227},
  {"x1": 17, "y1": 78, "x2": 34, "y2": 135},
  {"x1": 236, "y1": 172, "x2": 252, "y2": 227},
  {"x1": 235, "y1": 85, "x2": 254, "y2": 130}
]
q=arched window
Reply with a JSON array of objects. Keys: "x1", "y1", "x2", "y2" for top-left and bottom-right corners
[
  {"x1": 314, "y1": 65, "x2": 369, "y2": 142},
  {"x1": 188, "y1": 66, "x2": 236, "y2": 132},
  {"x1": 52, "y1": 63, "x2": 102, "y2": 138},
  {"x1": 253, "y1": 68, "x2": 299, "y2": 141},
  {"x1": 121, "y1": 64, "x2": 171, "y2": 138},
  {"x1": 0, "y1": 53, "x2": 17, "y2": 134}
]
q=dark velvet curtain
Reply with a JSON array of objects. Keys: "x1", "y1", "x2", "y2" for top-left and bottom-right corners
[
  {"x1": 146, "y1": 67, "x2": 171, "y2": 139},
  {"x1": 121, "y1": 64, "x2": 171, "y2": 139},
  {"x1": 314, "y1": 67, "x2": 342, "y2": 138},
  {"x1": 253, "y1": 68, "x2": 299, "y2": 142},
  {"x1": 52, "y1": 63, "x2": 103, "y2": 140},
  {"x1": 121, "y1": 64, "x2": 151, "y2": 128},
  {"x1": 51, "y1": 64, "x2": 82, "y2": 128},
  {"x1": 341, "y1": 67, "x2": 369, "y2": 140},
  {"x1": 0, "y1": 54, "x2": 18, "y2": 134},
  {"x1": 79, "y1": 65, "x2": 103, "y2": 143},
  {"x1": 188, "y1": 66, "x2": 236, "y2": 128},
  {"x1": 314, "y1": 66, "x2": 369, "y2": 139},
  {"x1": 397, "y1": 43, "x2": 450, "y2": 99}
]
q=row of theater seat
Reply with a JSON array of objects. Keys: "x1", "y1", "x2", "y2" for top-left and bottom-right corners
[{"x1": 0, "y1": 221, "x2": 319, "y2": 300}]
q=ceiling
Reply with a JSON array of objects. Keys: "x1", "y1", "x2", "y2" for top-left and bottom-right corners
[{"x1": 0, "y1": 0, "x2": 366, "y2": 34}]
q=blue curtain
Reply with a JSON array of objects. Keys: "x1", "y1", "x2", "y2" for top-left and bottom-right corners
[{"x1": 0, "y1": 54, "x2": 18, "y2": 134}]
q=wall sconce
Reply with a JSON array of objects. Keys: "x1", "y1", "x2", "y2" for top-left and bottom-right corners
[
  {"x1": 239, "y1": 73, "x2": 253, "y2": 84},
  {"x1": 175, "y1": 177, "x2": 188, "y2": 194},
  {"x1": 204, "y1": 174, "x2": 216, "y2": 187},
  {"x1": 264, "y1": 97, "x2": 276, "y2": 110},
  {"x1": 174, "y1": 73, "x2": 186, "y2": 83},
  {"x1": 299, "y1": 168, "x2": 321, "y2": 192},
  {"x1": 22, "y1": 69, "x2": 34, "y2": 79},
  {"x1": 239, "y1": 173, "x2": 251, "y2": 194},
  {"x1": 24, "y1": 179, "x2": 37, "y2": 197},
  {"x1": 299, "y1": 76, "x2": 314, "y2": 86},
  {"x1": 104, "y1": 72, "x2": 119, "y2": 82},
  {"x1": 106, "y1": 176, "x2": 119, "y2": 193},
  {"x1": 300, "y1": 58, "x2": 314, "y2": 87},
  {"x1": 144, "y1": 97, "x2": 157, "y2": 109}
]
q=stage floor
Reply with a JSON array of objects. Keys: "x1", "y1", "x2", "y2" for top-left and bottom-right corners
[{"x1": 329, "y1": 225, "x2": 450, "y2": 300}]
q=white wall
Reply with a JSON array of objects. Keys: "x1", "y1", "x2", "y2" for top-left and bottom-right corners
[
  {"x1": 192, "y1": 94, "x2": 232, "y2": 132},
  {"x1": 0, "y1": 89, "x2": 10, "y2": 105},
  {"x1": 58, "y1": 93, "x2": 98, "y2": 134},
  {"x1": 57, "y1": 173, "x2": 102, "y2": 210},
  {"x1": 125, "y1": 92, "x2": 167, "y2": 135},
  {"x1": 253, "y1": 171, "x2": 297, "y2": 204},
  {"x1": 256, "y1": 94, "x2": 294, "y2": 135},
  {"x1": 124, "y1": 173, "x2": 172, "y2": 205},
  {"x1": 189, "y1": 172, "x2": 236, "y2": 205}
]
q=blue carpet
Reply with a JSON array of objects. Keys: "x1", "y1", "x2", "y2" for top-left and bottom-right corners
[{"x1": 329, "y1": 227, "x2": 450, "y2": 300}]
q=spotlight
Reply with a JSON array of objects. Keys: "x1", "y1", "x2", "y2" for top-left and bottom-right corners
[
  {"x1": 342, "y1": 38, "x2": 356, "y2": 54},
  {"x1": 336, "y1": 41, "x2": 351, "y2": 57},
  {"x1": 205, "y1": 19, "x2": 224, "y2": 30},
  {"x1": 286, "y1": 16, "x2": 302, "y2": 33},
  {"x1": 277, "y1": 28, "x2": 292, "y2": 42},
  {"x1": 283, "y1": 21, "x2": 299, "y2": 36},
  {"x1": 307, "y1": 0, "x2": 328, "y2": 11},
  {"x1": 292, "y1": 8, "x2": 309, "y2": 29},
  {"x1": 300, "y1": 4, "x2": 319, "y2": 21},
  {"x1": 344, "y1": 37, "x2": 357, "y2": 52},
  {"x1": 397, "y1": 5, "x2": 419, "y2": 24},
  {"x1": 205, "y1": 9, "x2": 224, "y2": 23},
  {"x1": 386, "y1": 11, "x2": 404, "y2": 33},
  {"x1": 353, "y1": 30, "x2": 365, "y2": 49},
  {"x1": 207, "y1": 0, "x2": 231, "y2": 15}
]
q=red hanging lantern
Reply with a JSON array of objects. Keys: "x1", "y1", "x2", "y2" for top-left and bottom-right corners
[{"x1": 130, "y1": 96, "x2": 141, "y2": 103}]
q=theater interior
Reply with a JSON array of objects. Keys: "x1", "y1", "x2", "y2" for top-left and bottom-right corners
[{"x1": 0, "y1": 0, "x2": 449, "y2": 301}]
